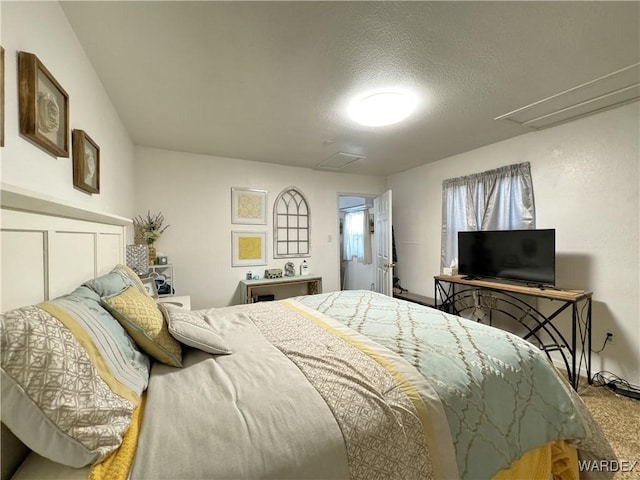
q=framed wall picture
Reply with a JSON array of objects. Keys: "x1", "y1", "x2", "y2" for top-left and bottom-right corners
[
  {"x1": 232, "y1": 231, "x2": 267, "y2": 267},
  {"x1": 1, "y1": 46, "x2": 5, "y2": 147},
  {"x1": 141, "y1": 276, "x2": 158, "y2": 299},
  {"x1": 18, "y1": 51, "x2": 69, "y2": 157},
  {"x1": 72, "y1": 129, "x2": 100, "y2": 194},
  {"x1": 231, "y1": 188, "x2": 267, "y2": 224}
]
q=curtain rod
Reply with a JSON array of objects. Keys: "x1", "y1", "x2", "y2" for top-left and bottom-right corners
[{"x1": 340, "y1": 205, "x2": 371, "y2": 213}]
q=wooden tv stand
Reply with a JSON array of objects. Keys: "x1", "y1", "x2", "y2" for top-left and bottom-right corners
[{"x1": 434, "y1": 275, "x2": 592, "y2": 390}]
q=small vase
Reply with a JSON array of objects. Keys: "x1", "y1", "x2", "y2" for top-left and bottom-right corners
[{"x1": 148, "y1": 243, "x2": 157, "y2": 265}]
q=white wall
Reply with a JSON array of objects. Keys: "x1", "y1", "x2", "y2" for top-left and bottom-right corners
[
  {"x1": 134, "y1": 146, "x2": 386, "y2": 309},
  {"x1": 343, "y1": 249, "x2": 375, "y2": 290},
  {"x1": 388, "y1": 102, "x2": 640, "y2": 384},
  {"x1": 0, "y1": 1, "x2": 136, "y2": 218}
]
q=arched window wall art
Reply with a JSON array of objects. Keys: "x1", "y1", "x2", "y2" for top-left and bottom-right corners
[{"x1": 273, "y1": 187, "x2": 310, "y2": 258}]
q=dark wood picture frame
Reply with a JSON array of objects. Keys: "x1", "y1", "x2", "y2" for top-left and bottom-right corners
[
  {"x1": 1, "y1": 46, "x2": 5, "y2": 147},
  {"x1": 72, "y1": 129, "x2": 100, "y2": 194},
  {"x1": 18, "y1": 51, "x2": 69, "y2": 157}
]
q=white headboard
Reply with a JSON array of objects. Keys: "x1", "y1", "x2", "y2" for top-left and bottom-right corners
[{"x1": 0, "y1": 184, "x2": 131, "y2": 312}]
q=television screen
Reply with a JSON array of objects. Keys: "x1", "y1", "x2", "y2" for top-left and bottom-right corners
[{"x1": 458, "y1": 229, "x2": 555, "y2": 285}]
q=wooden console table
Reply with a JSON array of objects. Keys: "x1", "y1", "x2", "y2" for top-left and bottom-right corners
[
  {"x1": 434, "y1": 275, "x2": 592, "y2": 390},
  {"x1": 240, "y1": 275, "x2": 322, "y2": 304}
]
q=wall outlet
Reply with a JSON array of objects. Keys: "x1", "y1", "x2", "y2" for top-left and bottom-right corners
[{"x1": 606, "y1": 332, "x2": 614, "y2": 344}]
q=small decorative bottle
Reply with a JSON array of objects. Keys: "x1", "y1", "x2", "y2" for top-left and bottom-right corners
[
  {"x1": 300, "y1": 260, "x2": 309, "y2": 276},
  {"x1": 148, "y1": 243, "x2": 157, "y2": 265}
]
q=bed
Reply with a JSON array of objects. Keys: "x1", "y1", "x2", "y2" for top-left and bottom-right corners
[{"x1": 0, "y1": 187, "x2": 614, "y2": 480}]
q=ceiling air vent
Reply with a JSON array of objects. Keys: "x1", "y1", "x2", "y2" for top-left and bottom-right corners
[
  {"x1": 495, "y1": 63, "x2": 639, "y2": 130},
  {"x1": 315, "y1": 152, "x2": 365, "y2": 171}
]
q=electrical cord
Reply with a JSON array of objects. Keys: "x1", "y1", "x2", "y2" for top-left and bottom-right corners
[
  {"x1": 592, "y1": 332, "x2": 612, "y2": 353},
  {"x1": 592, "y1": 371, "x2": 640, "y2": 398},
  {"x1": 576, "y1": 301, "x2": 609, "y2": 360}
]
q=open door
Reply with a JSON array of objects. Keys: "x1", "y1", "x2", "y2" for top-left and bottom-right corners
[{"x1": 373, "y1": 190, "x2": 394, "y2": 296}]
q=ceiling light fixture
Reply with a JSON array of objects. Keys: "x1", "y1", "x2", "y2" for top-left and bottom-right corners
[{"x1": 349, "y1": 92, "x2": 416, "y2": 127}]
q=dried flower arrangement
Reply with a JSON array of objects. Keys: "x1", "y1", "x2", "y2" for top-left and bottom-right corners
[{"x1": 133, "y1": 211, "x2": 170, "y2": 245}]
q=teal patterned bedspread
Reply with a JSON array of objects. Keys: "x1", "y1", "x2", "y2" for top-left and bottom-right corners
[{"x1": 295, "y1": 290, "x2": 592, "y2": 479}]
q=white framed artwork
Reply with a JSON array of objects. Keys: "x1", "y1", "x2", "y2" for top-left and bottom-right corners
[
  {"x1": 231, "y1": 188, "x2": 267, "y2": 224},
  {"x1": 231, "y1": 231, "x2": 267, "y2": 267},
  {"x1": 141, "y1": 276, "x2": 158, "y2": 298}
]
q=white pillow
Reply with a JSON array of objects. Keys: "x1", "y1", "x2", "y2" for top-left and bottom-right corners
[{"x1": 159, "y1": 304, "x2": 232, "y2": 355}]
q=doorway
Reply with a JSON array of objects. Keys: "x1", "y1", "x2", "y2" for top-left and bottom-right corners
[{"x1": 338, "y1": 195, "x2": 375, "y2": 291}]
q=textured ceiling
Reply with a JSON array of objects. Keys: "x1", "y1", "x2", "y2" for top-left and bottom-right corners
[{"x1": 60, "y1": 1, "x2": 640, "y2": 176}]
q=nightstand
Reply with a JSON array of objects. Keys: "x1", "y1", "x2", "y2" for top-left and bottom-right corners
[{"x1": 157, "y1": 295, "x2": 191, "y2": 310}]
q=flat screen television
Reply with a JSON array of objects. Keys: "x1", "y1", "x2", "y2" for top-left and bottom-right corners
[{"x1": 457, "y1": 229, "x2": 556, "y2": 285}]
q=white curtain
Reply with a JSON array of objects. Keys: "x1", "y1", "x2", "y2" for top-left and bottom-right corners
[
  {"x1": 441, "y1": 162, "x2": 536, "y2": 271},
  {"x1": 343, "y1": 210, "x2": 372, "y2": 264}
]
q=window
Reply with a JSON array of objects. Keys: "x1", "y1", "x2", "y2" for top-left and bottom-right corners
[
  {"x1": 441, "y1": 162, "x2": 536, "y2": 270},
  {"x1": 273, "y1": 187, "x2": 310, "y2": 258},
  {"x1": 343, "y1": 210, "x2": 372, "y2": 264}
]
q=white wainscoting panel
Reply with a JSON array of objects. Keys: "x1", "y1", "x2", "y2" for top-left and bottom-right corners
[
  {"x1": 49, "y1": 231, "x2": 96, "y2": 300},
  {"x1": 1, "y1": 230, "x2": 46, "y2": 312},
  {"x1": 98, "y1": 232, "x2": 124, "y2": 276},
  {"x1": 1, "y1": 193, "x2": 129, "y2": 312}
]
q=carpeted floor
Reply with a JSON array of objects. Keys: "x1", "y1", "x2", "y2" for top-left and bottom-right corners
[{"x1": 578, "y1": 384, "x2": 640, "y2": 479}]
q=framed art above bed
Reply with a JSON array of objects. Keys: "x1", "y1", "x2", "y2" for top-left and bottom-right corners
[
  {"x1": 1, "y1": 46, "x2": 5, "y2": 148},
  {"x1": 72, "y1": 130, "x2": 100, "y2": 194},
  {"x1": 18, "y1": 51, "x2": 69, "y2": 157}
]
